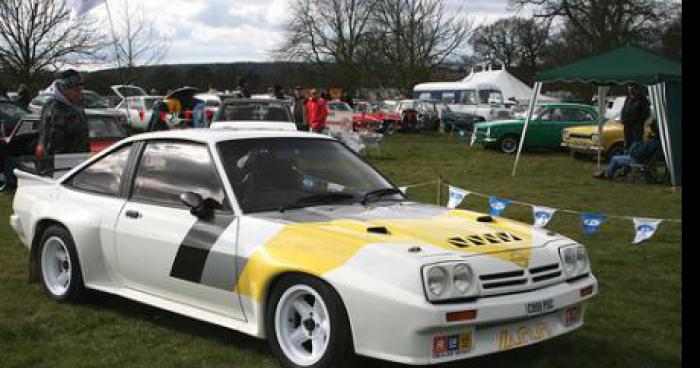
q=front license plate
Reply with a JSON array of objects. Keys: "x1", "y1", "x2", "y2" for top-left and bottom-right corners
[
  {"x1": 497, "y1": 321, "x2": 552, "y2": 351},
  {"x1": 526, "y1": 298, "x2": 554, "y2": 315},
  {"x1": 433, "y1": 331, "x2": 473, "y2": 358}
]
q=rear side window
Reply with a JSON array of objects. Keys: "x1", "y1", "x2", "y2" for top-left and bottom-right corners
[
  {"x1": 131, "y1": 141, "x2": 227, "y2": 209},
  {"x1": 69, "y1": 144, "x2": 132, "y2": 196}
]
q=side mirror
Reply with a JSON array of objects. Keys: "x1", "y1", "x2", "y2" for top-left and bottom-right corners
[{"x1": 180, "y1": 191, "x2": 210, "y2": 219}]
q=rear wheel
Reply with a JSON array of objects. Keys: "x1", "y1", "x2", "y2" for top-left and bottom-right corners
[
  {"x1": 38, "y1": 225, "x2": 85, "y2": 301},
  {"x1": 498, "y1": 135, "x2": 520, "y2": 154},
  {"x1": 266, "y1": 274, "x2": 353, "y2": 368}
]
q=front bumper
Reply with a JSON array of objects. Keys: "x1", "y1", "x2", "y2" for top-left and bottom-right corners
[
  {"x1": 561, "y1": 142, "x2": 603, "y2": 155},
  {"x1": 343, "y1": 275, "x2": 597, "y2": 365}
]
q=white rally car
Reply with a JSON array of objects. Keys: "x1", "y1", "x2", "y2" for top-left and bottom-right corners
[{"x1": 10, "y1": 129, "x2": 597, "y2": 367}]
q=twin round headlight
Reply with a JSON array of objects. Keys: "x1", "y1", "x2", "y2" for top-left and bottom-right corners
[
  {"x1": 559, "y1": 245, "x2": 589, "y2": 279},
  {"x1": 424, "y1": 263, "x2": 477, "y2": 302}
]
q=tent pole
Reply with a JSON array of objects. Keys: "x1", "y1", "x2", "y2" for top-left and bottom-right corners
[
  {"x1": 595, "y1": 86, "x2": 609, "y2": 170},
  {"x1": 650, "y1": 83, "x2": 677, "y2": 187},
  {"x1": 512, "y1": 82, "x2": 541, "y2": 177}
]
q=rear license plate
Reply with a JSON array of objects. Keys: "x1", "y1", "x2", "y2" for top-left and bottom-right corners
[
  {"x1": 433, "y1": 331, "x2": 473, "y2": 358},
  {"x1": 526, "y1": 298, "x2": 554, "y2": 315}
]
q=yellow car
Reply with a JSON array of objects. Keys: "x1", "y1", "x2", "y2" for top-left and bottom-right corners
[{"x1": 561, "y1": 117, "x2": 652, "y2": 160}]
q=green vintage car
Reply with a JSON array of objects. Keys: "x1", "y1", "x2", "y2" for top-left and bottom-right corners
[{"x1": 470, "y1": 103, "x2": 599, "y2": 154}]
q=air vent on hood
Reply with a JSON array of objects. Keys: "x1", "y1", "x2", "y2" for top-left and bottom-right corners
[
  {"x1": 447, "y1": 232, "x2": 522, "y2": 248},
  {"x1": 367, "y1": 226, "x2": 390, "y2": 235}
]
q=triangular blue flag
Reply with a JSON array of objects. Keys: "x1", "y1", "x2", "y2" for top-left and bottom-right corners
[
  {"x1": 489, "y1": 196, "x2": 511, "y2": 216},
  {"x1": 580, "y1": 213, "x2": 607, "y2": 235}
]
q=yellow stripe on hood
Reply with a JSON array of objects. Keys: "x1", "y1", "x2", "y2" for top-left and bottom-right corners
[{"x1": 236, "y1": 210, "x2": 535, "y2": 301}]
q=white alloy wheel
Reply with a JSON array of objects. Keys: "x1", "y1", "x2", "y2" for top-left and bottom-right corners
[
  {"x1": 41, "y1": 236, "x2": 72, "y2": 297},
  {"x1": 275, "y1": 285, "x2": 331, "y2": 366}
]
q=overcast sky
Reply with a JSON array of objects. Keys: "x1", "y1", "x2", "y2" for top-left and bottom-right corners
[{"x1": 90, "y1": 0, "x2": 517, "y2": 66}]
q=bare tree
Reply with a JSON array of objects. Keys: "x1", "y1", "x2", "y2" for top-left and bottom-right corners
[
  {"x1": 0, "y1": 0, "x2": 104, "y2": 91},
  {"x1": 508, "y1": 0, "x2": 673, "y2": 54},
  {"x1": 470, "y1": 17, "x2": 522, "y2": 67},
  {"x1": 274, "y1": 0, "x2": 377, "y2": 88},
  {"x1": 373, "y1": 0, "x2": 473, "y2": 94},
  {"x1": 105, "y1": 0, "x2": 169, "y2": 82}
]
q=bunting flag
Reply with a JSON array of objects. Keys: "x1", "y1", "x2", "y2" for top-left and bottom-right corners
[
  {"x1": 632, "y1": 218, "x2": 662, "y2": 244},
  {"x1": 399, "y1": 186, "x2": 408, "y2": 194},
  {"x1": 447, "y1": 186, "x2": 470, "y2": 209},
  {"x1": 68, "y1": 0, "x2": 105, "y2": 20},
  {"x1": 489, "y1": 196, "x2": 511, "y2": 216},
  {"x1": 532, "y1": 206, "x2": 556, "y2": 228},
  {"x1": 580, "y1": 213, "x2": 607, "y2": 235}
]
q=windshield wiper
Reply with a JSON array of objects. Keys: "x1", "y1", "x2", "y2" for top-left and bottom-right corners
[
  {"x1": 280, "y1": 192, "x2": 356, "y2": 212},
  {"x1": 361, "y1": 187, "x2": 404, "y2": 205}
]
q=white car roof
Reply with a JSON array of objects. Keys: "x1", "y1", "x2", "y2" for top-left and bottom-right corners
[{"x1": 122, "y1": 128, "x2": 333, "y2": 145}]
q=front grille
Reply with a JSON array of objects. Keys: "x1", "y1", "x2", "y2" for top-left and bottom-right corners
[
  {"x1": 569, "y1": 133, "x2": 591, "y2": 139},
  {"x1": 478, "y1": 262, "x2": 562, "y2": 295},
  {"x1": 447, "y1": 232, "x2": 522, "y2": 248}
]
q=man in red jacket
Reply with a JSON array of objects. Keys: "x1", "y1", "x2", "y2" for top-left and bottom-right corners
[{"x1": 305, "y1": 89, "x2": 328, "y2": 133}]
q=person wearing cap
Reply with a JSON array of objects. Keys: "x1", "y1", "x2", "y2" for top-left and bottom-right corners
[
  {"x1": 35, "y1": 69, "x2": 90, "y2": 176},
  {"x1": 620, "y1": 82, "x2": 650, "y2": 152},
  {"x1": 305, "y1": 89, "x2": 328, "y2": 133}
]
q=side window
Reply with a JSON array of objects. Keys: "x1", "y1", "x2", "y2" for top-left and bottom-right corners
[
  {"x1": 15, "y1": 120, "x2": 37, "y2": 135},
  {"x1": 69, "y1": 144, "x2": 132, "y2": 196},
  {"x1": 131, "y1": 141, "x2": 227, "y2": 209}
]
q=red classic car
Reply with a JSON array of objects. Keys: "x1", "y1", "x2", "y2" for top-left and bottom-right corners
[{"x1": 352, "y1": 101, "x2": 400, "y2": 134}]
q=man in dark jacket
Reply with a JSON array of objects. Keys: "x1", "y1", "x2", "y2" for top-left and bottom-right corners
[
  {"x1": 36, "y1": 69, "x2": 90, "y2": 176},
  {"x1": 620, "y1": 83, "x2": 650, "y2": 152},
  {"x1": 292, "y1": 86, "x2": 307, "y2": 130}
]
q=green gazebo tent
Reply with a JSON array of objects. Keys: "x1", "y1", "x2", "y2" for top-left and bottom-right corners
[{"x1": 512, "y1": 46, "x2": 682, "y2": 186}]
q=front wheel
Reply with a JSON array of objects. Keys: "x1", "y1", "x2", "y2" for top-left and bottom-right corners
[
  {"x1": 498, "y1": 135, "x2": 520, "y2": 154},
  {"x1": 383, "y1": 121, "x2": 396, "y2": 135},
  {"x1": 38, "y1": 225, "x2": 85, "y2": 301},
  {"x1": 267, "y1": 274, "x2": 353, "y2": 368}
]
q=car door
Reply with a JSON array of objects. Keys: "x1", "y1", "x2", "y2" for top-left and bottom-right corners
[
  {"x1": 527, "y1": 108, "x2": 561, "y2": 147},
  {"x1": 114, "y1": 140, "x2": 245, "y2": 320}
]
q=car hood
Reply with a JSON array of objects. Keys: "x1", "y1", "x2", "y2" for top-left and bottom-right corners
[
  {"x1": 251, "y1": 202, "x2": 566, "y2": 268},
  {"x1": 564, "y1": 120, "x2": 621, "y2": 135},
  {"x1": 475, "y1": 119, "x2": 523, "y2": 129}
]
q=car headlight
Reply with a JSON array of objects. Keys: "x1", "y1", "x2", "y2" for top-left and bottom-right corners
[
  {"x1": 559, "y1": 244, "x2": 590, "y2": 279},
  {"x1": 427, "y1": 266, "x2": 448, "y2": 297},
  {"x1": 591, "y1": 134, "x2": 599, "y2": 143},
  {"x1": 423, "y1": 262, "x2": 478, "y2": 302},
  {"x1": 562, "y1": 131, "x2": 571, "y2": 140}
]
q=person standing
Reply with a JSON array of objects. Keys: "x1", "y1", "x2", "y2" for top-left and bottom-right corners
[
  {"x1": 292, "y1": 86, "x2": 307, "y2": 130},
  {"x1": 35, "y1": 69, "x2": 90, "y2": 176},
  {"x1": 305, "y1": 89, "x2": 328, "y2": 133},
  {"x1": 620, "y1": 83, "x2": 650, "y2": 152},
  {"x1": 16, "y1": 84, "x2": 32, "y2": 109},
  {"x1": 237, "y1": 78, "x2": 251, "y2": 98}
]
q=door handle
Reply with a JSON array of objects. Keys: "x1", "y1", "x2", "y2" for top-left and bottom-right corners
[{"x1": 125, "y1": 210, "x2": 141, "y2": 219}]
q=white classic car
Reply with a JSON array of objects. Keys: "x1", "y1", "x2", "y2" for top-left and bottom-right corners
[{"x1": 10, "y1": 129, "x2": 597, "y2": 367}]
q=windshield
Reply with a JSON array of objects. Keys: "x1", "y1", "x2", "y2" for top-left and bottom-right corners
[
  {"x1": 87, "y1": 116, "x2": 126, "y2": 139},
  {"x1": 217, "y1": 138, "x2": 400, "y2": 213},
  {"x1": 116, "y1": 86, "x2": 146, "y2": 98},
  {"x1": 215, "y1": 101, "x2": 292, "y2": 122},
  {"x1": 479, "y1": 89, "x2": 503, "y2": 104}
]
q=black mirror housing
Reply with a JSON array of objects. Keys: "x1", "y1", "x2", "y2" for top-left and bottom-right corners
[{"x1": 180, "y1": 192, "x2": 211, "y2": 219}]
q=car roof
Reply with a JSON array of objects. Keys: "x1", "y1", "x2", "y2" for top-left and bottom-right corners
[
  {"x1": 121, "y1": 128, "x2": 334, "y2": 145},
  {"x1": 537, "y1": 102, "x2": 595, "y2": 108}
]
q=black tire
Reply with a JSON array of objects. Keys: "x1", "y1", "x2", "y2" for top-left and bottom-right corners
[
  {"x1": 383, "y1": 121, "x2": 396, "y2": 135},
  {"x1": 607, "y1": 143, "x2": 625, "y2": 161},
  {"x1": 37, "y1": 225, "x2": 85, "y2": 302},
  {"x1": 498, "y1": 135, "x2": 520, "y2": 154},
  {"x1": 266, "y1": 274, "x2": 354, "y2": 368}
]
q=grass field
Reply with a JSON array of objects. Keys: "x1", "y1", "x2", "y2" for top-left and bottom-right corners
[{"x1": 0, "y1": 133, "x2": 682, "y2": 367}]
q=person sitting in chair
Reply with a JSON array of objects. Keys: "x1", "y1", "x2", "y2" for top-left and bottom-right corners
[{"x1": 593, "y1": 120, "x2": 662, "y2": 180}]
